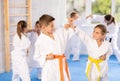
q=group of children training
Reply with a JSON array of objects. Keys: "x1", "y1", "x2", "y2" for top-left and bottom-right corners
[{"x1": 11, "y1": 11, "x2": 119, "y2": 81}]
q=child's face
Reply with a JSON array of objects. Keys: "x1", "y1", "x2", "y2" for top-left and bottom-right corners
[
  {"x1": 93, "y1": 27, "x2": 105, "y2": 41},
  {"x1": 69, "y1": 14, "x2": 79, "y2": 23},
  {"x1": 73, "y1": 14, "x2": 79, "y2": 20},
  {"x1": 44, "y1": 21, "x2": 55, "y2": 34},
  {"x1": 23, "y1": 27, "x2": 28, "y2": 33},
  {"x1": 35, "y1": 23, "x2": 41, "y2": 32}
]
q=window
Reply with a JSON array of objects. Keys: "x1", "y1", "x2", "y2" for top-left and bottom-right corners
[
  {"x1": 92, "y1": 0, "x2": 111, "y2": 15},
  {"x1": 66, "y1": 0, "x2": 85, "y2": 17},
  {"x1": 115, "y1": 0, "x2": 120, "y2": 24}
]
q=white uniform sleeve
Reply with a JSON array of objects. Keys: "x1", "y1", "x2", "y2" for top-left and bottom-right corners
[
  {"x1": 13, "y1": 34, "x2": 31, "y2": 50},
  {"x1": 21, "y1": 36, "x2": 31, "y2": 50},
  {"x1": 106, "y1": 43, "x2": 113, "y2": 60},
  {"x1": 107, "y1": 23, "x2": 117, "y2": 38},
  {"x1": 55, "y1": 26, "x2": 78, "y2": 41},
  {"x1": 33, "y1": 39, "x2": 47, "y2": 67},
  {"x1": 66, "y1": 26, "x2": 82, "y2": 41},
  {"x1": 12, "y1": 34, "x2": 21, "y2": 47},
  {"x1": 91, "y1": 15, "x2": 104, "y2": 23},
  {"x1": 66, "y1": 28, "x2": 76, "y2": 40},
  {"x1": 74, "y1": 17, "x2": 87, "y2": 27},
  {"x1": 76, "y1": 28, "x2": 91, "y2": 44}
]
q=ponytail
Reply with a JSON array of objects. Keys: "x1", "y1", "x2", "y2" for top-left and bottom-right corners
[
  {"x1": 112, "y1": 17, "x2": 116, "y2": 24},
  {"x1": 17, "y1": 20, "x2": 27, "y2": 39},
  {"x1": 104, "y1": 14, "x2": 116, "y2": 25}
]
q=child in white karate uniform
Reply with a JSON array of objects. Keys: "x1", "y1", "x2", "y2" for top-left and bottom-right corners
[
  {"x1": 11, "y1": 20, "x2": 31, "y2": 81},
  {"x1": 89, "y1": 14, "x2": 120, "y2": 63},
  {"x1": 76, "y1": 24, "x2": 113, "y2": 81},
  {"x1": 65, "y1": 12, "x2": 81, "y2": 61},
  {"x1": 34, "y1": 14, "x2": 77, "y2": 81}
]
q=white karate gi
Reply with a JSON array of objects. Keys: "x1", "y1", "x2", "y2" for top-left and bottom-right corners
[
  {"x1": 76, "y1": 28, "x2": 113, "y2": 81},
  {"x1": 11, "y1": 33, "x2": 31, "y2": 81},
  {"x1": 65, "y1": 35, "x2": 81, "y2": 60},
  {"x1": 34, "y1": 27, "x2": 75, "y2": 81},
  {"x1": 27, "y1": 31, "x2": 42, "y2": 79},
  {"x1": 92, "y1": 15, "x2": 120, "y2": 62},
  {"x1": 65, "y1": 17, "x2": 86, "y2": 60}
]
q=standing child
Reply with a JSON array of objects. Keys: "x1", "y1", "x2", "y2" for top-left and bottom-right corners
[
  {"x1": 88, "y1": 14, "x2": 120, "y2": 63},
  {"x1": 76, "y1": 24, "x2": 113, "y2": 81},
  {"x1": 34, "y1": 14, "x2": 76, "y2": 81},
  {"x1": 11, "y1": 20, "x2": 31, "y2": 81},
  {"x1": 27, "y1": 21, "x2": 42, "y2": 79},
  {"x1": 65, "y1": 12, "x2": 81, "y2": 61}
]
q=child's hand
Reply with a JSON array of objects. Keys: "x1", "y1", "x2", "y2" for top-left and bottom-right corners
[
  {"x1": 86, "y1": 14, "x2": 93, "y2": 19},
  {"x1": 70, "y1": 25, "x2": 76, "y2": 31},
  {"x1": 64, "y1": 24, "x2": 71, "y2": 29},
  {"x1": 99, "y1": 54, "x2": 106, "y2": 60},
  {"x1": 46, "y1": 54, "x2": 54, "y2": 60}
]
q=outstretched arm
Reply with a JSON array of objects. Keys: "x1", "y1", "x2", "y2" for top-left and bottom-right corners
[
  {"x1": 86, "y1": 14, "x2": 104, "y2": 23},
  {"x1": 76, "y1": 28, "x2": 91, "y2": 44},
  {"x1": 33, "y1": 39, "x2": 46, "y2": 67}
]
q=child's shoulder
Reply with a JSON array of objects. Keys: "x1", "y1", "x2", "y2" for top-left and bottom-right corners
[
  {"x1": 37, "y1": 34, "x2": 43, "y2": 40},
  {"x1": 37, "y1": 33, "x2": 49, "y2": 41},
  {"x1": 35, "y1": 35, "x2": 43, "y2": 45}
]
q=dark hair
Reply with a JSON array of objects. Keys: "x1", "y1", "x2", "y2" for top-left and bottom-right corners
[
  {"x1": 70, "y1": 12, "x2": 77, "y2": 18},
  {"x1": 17, "y1": 20, "x2": 27, "y2": 39},
  {"x1": 111, "y1": 17, "x2": 115, "y2": 24},
  {"x1": 94, "y1": 24, "x2": 107, "y2": 35},
  {"x1": 35, "y1": 20, "x2": 39, "y2": 25},
  {"x1": 39, "y1": 14, "x2": 55, "y2": 27},
  {"x1": 104, "y1": 14, "x2": 115, "y2": 24}
]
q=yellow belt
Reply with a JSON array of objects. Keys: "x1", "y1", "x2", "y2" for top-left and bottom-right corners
[{"x1": 86, "y1": 56, "x2": 103, "y2": 81}]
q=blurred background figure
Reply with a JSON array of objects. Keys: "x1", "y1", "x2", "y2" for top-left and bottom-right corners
[{"x1": 27, "y1": 21, "x2": 42, "y2": 79}]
